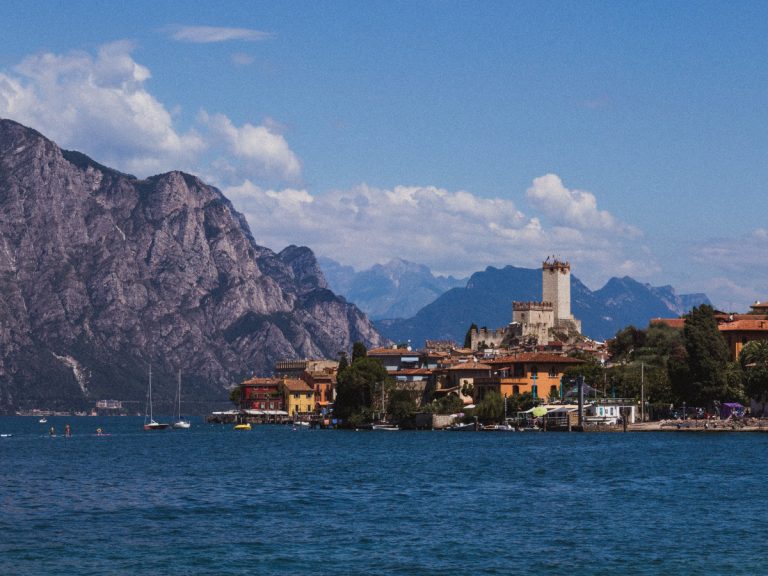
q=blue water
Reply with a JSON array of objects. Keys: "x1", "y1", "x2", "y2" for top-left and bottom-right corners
[{"x1": 1, "y1": 416, "x2": 765, "y2": 575}]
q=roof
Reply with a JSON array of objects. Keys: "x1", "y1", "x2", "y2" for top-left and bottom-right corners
[
  {"x1": 392, "y1": 368, "x2": 433, "y2": 375},
  {"x1": 486, "y1": 353, "x2": 585, "y2": 365},
  {"x1": 241, "y1": 377, "x2": 280, "y2": 386},
  {"x1": 367, "y1": 347, "x2": 417, "y2": 356},
  {"x1": 650, "y1": 318, "x2": 685, "y2": 329},
  {"x1": 280, "y1": 379, "x2": 314, "y2": 393},
  {"x1": 718, "y1": 319, "x2": 768, "y2": 332},
  {"x1": 447, "y1": 362, "x2": 491, "y2": 371}
]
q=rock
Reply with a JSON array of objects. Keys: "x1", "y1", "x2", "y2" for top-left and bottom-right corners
[{"x1": 0, "y1": 119, "x2": 385, "y2": 413}]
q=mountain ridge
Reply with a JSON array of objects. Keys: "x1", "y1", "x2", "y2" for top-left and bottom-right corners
[{"x1": 0, "y1": 118, "x2": 385, "y2": 413}]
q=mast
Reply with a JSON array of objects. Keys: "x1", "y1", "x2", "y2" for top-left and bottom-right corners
[{"x1": 148, "y1": 363, "x2": 153, "y2": 421}]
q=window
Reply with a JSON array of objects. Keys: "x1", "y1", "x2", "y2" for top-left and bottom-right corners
[
  {"x1": 548, "y1": 366, "x2": 557, "y2": 378},
  {"x1": 513, "y1": 385, "x2": 520, "y2": 395},
  {"x1": 531, "y1": 365, "x2": 538, "y2": 376}
]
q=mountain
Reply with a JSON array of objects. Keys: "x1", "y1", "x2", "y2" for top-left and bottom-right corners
[
  {"x1": 319, "y1": 257, "x2": 466, "y2": 320},
  {"x1": 375, "y1": 265, "x2": 710, "y2": 346},
  {"x1": 0, "y1": 119, "x2": 385, "y2": 413}
]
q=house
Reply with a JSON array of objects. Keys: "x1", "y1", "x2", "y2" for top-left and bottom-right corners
[
  {"x1": 474, "y1": 353, "x2": 585, "y2": 402},
  {"x1": 301, "y1": 368, "x2": 336, "y2": 413},
  {"x1": 280, "y1": 378, "x2": 315, "y2": 417},
  {"x1": 367, "y1": 346, "x2": 422, "y2": 372},
  {"x1": 239, "y1": 377, "x2": 285, "y2": 412}
]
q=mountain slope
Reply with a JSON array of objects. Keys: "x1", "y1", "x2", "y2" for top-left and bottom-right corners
[
  {"x1": 0, "y1": 119, "x2": 385, "y2": 413},
  {"x1": 376, "y1": 265, "x2": 710, "y2": 345},
  {"x1": 319, "y1": 257, "x2": 466, "y2": 319}
]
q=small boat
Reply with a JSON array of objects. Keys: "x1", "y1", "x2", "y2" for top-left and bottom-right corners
[
  {"x1": 171, "y1": 370, "x2": 191, "y2": 429},
  {"x1": 143, "y1": 363, "x2": 169, "y2": 431},
  {"x1": 234, "y1": 423, "x2": 252, "y2": 431},
  {"x1": 371, "y1": 423, "x2": 400, "y2": 431},
  {"x1": 0, "y1": 433, "x2": 12, "y2": 438},
  {"x1": 447, "y1": 422, "x2": 476, "y2": 431},
  {"x1": 39, "y1": 417, "x2": 47, "y2": 423}
]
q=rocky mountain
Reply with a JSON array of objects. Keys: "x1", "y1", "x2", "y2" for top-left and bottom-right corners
[
  {"x1": 0, "y1": 119, "x2": 385, "y2": 413},
  {"x1": 319, "y1": 257, "x2": 466, "y2": 320},
  {"x1": 375, "y1": 265, "x2": 710, "y2": 346}
]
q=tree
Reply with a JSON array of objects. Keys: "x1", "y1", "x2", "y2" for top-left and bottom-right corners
[
  {"x1": 333, "y1": 356, "x2": 390, "y2": 424},
  {"x1": 741, "y1": 340, "x2": 768, "y2": 408},
  {"x1": 387, "y1": 389, "x2": 418, "y2": 422},
  {"x1": 683, "y1": 304, "x2": 743, "y2": 405},
  {"x1": 424, "y1": 393, "x2": 464, "y2": 415},
  {"x1": 338, "y1": 352, "x2": 349, "y2": 373},
  {"x1": 464, "y1": 323, "x2": 478, "y2": 349},
  {"x1": 352, "y1": 341, "x2": 368, "y2": 363},
  {"x1": 475, "y1": 392, "x2": 504, "y2": 422},
  {"x1": 229, "y1": 386, "x2": 242, "y2": 408}
]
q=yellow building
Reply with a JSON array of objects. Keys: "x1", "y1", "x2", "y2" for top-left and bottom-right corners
[{"x1": 280, "y1": 378, "x2": 315, "y2": 417}]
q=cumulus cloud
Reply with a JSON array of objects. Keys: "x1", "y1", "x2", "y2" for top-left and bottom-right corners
[
  {"x1": 686, "y1": 229, "x2": 768, "y2": 308},
  {"x1": 167, "y1": 25, "x2": 275, "y2": 43},
  {"x1": 224, "y1": 178, "x2": 657, "y2": 287},
  {"x1": 0, "y1": 42, "x2": 301, "y2": 182},
  {"x1": 526, "y1": 174, "x2": 641, "y2": 237},
  {"x1": 200, "y1": 112, "x2": 301, "y2": 183}
]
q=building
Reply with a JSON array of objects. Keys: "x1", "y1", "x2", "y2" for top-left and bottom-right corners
[
  {"x1": 473, "y1": 353, "x2": 585, "y2": 401},
  {"x1": 470, "y1": 257, "x2": 582, "y2": 351},
  {"x1": 301, "y1": 368, "x2": 336, "y2": 413},
  {"x1": 239, "y1": 377, "x2": 285, "y2": 411},
  {"x1": 541, "y1": 256, "x2": 582, "y2": 333},
  {"x1": 280, "y1": 378, "x2": 315, "y2": 417},
  {"x1": 511, "y1": 301, "x2": 555, "y2": 344}
]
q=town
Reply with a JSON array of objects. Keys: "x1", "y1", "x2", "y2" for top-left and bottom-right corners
[{"x1": 208, "y1": 258, "x2": 768, "y2": 432}]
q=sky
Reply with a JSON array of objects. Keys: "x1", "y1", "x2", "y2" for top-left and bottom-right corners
[{"x1": 1, "y1": 0, "x2": 766, "y2": 311}]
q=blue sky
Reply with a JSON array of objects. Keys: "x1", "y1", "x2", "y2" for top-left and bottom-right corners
[{"x1": 1, "y1": 1, "x2": 766, "y2": 310}]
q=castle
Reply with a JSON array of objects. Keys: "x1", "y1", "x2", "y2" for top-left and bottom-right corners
[{"x1": 470, "y1": 257, "x2": 581, "y2": 350}]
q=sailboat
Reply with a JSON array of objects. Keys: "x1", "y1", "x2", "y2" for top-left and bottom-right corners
[
  {"x1": 172, "y1": 370, "x2": 191, "y2": 429},
  {"x1": 143, "y1": 363, "x2": 169, "y2": 431}
]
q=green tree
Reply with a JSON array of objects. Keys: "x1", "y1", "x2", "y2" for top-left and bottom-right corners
[
  {"x1": 229, "y1": 386, "x2": 242, "y2": 408},
  {"x1": 741, "y1": 340, "x2": 768, "y2": 407},
  {"x1": 475, "y1": 392, "x2": 504, "y2": 423},
  {"x1": 683, "y1": 304, "x2": 743, "y2": 405},
  {"x1": 352, "y1": 341, "x2": 368, "y2": 363},
  {"x1": 334, "y1": 356, "x2": 390, "y2": 423},
  {"x1": 338, "y1": 352, "x2": 349, "y2": 373},
  {"x1": 387, "y1": 389, "x2": 418, "y2": 422},
  {"x1": 464, "y1": 323, "x2": 478, "y2": 349},
  {"x1": 424, "y1": 393, "x2": 465, "y2": 415}
]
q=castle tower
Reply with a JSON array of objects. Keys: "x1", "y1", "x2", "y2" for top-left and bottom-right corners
[
  {"x1": 542, "y1": 257, "x2": 571, "y2": 323},
  {"x1": 542, "y1": 256, "x2": 581, "y2": 334}
]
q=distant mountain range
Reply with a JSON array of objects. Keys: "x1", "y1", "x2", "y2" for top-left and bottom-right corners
[
  {"x1": 319, "y1": 257, "x2": 466, "y2": 320},
  {"x1": 323, "y1": 263, "x2": 710, "y2": 346},
  {"x1": 0, "y1": 119, "x2": 385, "y2": 413}
]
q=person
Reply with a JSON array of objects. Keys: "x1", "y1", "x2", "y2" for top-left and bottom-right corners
[
  {"x1": 49, "y1": 426, "x2": 56, "y2": 437},
  {"x1": 64, "y1": 424, "x2": 71, "y2": 437},
  {"x1": 96, "y1": 427, "x2": 103, "y2": 436}
]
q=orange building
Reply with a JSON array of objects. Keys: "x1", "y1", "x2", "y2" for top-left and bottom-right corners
[{"x1": 474, "y1": 353, "x2": 585, "y2": 401}]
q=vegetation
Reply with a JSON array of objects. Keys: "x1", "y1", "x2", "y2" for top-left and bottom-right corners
[
  {"x1": 604, "y1": 305, "x2": 748, "y2": 411},
  {"x1": 334, "y1": 342, "x2": 391, "y2": 425},
  {"x1": 464, "y1": 323, "x2": 477, "y2": 349},
  {"x1": 229, "y1": 386, "x2": 242, "y2": 408}
]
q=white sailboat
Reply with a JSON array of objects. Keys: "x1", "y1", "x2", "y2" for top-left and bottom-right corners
[
  {"x1": 172, "y1": 370, "x2": 191, "y2": 429},
  {"x1": 143, "y1": 363, "x2": 169, "y2": 431}
]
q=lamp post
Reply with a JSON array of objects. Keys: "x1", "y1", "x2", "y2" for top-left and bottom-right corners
[{"x1": 532, "y1": 372, "x2": 538, "y2": 399}]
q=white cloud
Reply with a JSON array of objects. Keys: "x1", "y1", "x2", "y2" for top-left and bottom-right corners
[
  {"x1": 223, "y1": 177, "x2": 657, "y2": 288},
  {"x1": 167, "y1": 25, "x2": 275, "y2": 43},
  {"x1": 526, "y1": 174, "x2": 641, "y2": 237},
  {"x1": 0, "y1": 43, "x2": 301, "y2": 183},
  {"x1": 686, "y1": 229, "x2": 768, "y2": 308},
  {"x1": 200, "y1": 112, "x2": 301, "y2": 183}
]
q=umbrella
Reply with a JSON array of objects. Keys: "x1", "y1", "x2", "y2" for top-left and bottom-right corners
[{"x1": 531, "y1": 405, "x2": 548, "y2": 417}]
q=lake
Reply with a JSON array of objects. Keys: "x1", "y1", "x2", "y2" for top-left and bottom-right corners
[{"x1": 0, "y1": 416, "x2": 764, "y2": 575}]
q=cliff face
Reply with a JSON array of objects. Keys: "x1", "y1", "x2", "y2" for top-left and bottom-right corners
[{"x1": 0, "y1": 119, "x2": 385, "y2": 413}]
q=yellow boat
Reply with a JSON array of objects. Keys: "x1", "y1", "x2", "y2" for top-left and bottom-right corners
[{"x1": 234, "y1": 423, "x2": 252, "y2": 431}]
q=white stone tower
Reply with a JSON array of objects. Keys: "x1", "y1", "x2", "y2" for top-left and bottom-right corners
[{"x1": 542, "y1": 256, "x2": 581, "y2": 333}]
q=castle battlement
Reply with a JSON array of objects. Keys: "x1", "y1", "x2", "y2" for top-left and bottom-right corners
[{"x1": 513, "y1": 301, "x2": 553, "y2": 311}]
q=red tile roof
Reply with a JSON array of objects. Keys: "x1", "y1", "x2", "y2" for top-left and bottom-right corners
[
  {"x1": 447, "y1": 362, "x2": 492, "y2": 371},
  {"x1": 718, "y1": 319, "x2": 768, "y2": 332},
  {"x1": 486, "y1": 353, "x2": 585, "y2": 365}
]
